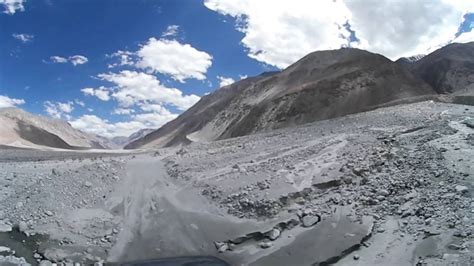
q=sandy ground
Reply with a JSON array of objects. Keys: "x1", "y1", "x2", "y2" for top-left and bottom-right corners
[{"x1": 0, "y1": 101, "x2": 473, "y2": 265}]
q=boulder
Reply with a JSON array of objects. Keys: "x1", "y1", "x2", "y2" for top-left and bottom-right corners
[
  {"x1": 0, "y1": 221, "x2": 12, "y2": 232},
  {"x1": 301, "y1": 215, "x2": 320, "y2": 227}
]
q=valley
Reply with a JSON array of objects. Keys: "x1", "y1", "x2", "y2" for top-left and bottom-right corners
[
  {"x1": 2, "y1": 1, "x2": 474, "y2": 265},
  {"x1": 1, "y1": 101, "x2": 472, "y2": 265}
]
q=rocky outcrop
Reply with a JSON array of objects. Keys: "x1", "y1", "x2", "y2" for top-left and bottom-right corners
[{"x1": 412, "y1": 42, "x2": 474, "y2": 95}]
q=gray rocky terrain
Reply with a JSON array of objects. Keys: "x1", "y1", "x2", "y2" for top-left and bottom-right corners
[{"x1": 1, "y1": 101, "x2": 472, "y2": 265}]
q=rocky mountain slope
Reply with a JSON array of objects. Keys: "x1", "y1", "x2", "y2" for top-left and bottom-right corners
[
  {"x1": 411, "y1": 42, "x2": 474, "y2": 95},
  {"x1": 0, "y1": 107, "x2": 109, "y2": 149},
  {"x1": 124, "y1": 72, "x2": 276, "y2": 149},
  {"x1": 127, "y1": 128, "x2": 155, "y2": 144},
  {"x1": 126, "y1": 48, "x2": 435, "y2": 149}
]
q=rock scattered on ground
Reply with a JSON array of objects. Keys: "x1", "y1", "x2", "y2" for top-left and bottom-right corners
[{"x1": 0, "y1": 101, "x2": 472, "y2": 265}]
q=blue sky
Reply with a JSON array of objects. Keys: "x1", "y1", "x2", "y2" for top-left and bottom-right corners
[{"x1": 0, "y1": 0, "x2": 473, "y2": 137}]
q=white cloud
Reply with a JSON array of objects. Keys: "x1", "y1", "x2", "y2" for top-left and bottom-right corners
[
  {"x1": 81, "y1": 88, "x2": 93, "y2": 94},
  {"x1": 92, "y1": 89, "x2": 110, "y2": 101},
  {"x1": 133, "y1": 112, "x2": 177, "y2": 128},
  {"x1": 44, "y1": 101, "x2": 74, "y2": 119},
  {"x1": 453, "y1": 29, "x2": 474, "y2": 43},
  {"x1": 50, "y1": 56, "x2": 68, "y2": 63},
  {"x1": 98, "y1": 70, "x2": 200, "y2": 110},
  {"x1": 81, "y1": 87, "x2": 111, "y2": 101},
  {"x1": 70, "y1": 115, "x2": 142, "y2": 138},
  {"x1": 44, "y1": 103, "x2": 60, "y2": 118},
  {"x1": 74, "y1": 99, "x2": 85, "y2": 107},
  {"x1": 0, "y1": 95, "x2": 25, "y2": 108},
  {"x1": 48, "y1": 55, "x2": 88, "y2": 65},
  {"x1": 239, "y1": 74, "x2": 248, "y2": 80},
  {"x1": 0, "y1": 0, "x2": 25, "y2": 14},
  {"x1": 136, "y1": 38, "x2": 213, "y2": 82},
  {"x1": 12, "y1": 33, "x2": 33, "y2": 43},
  {"x1": 69, "y1": 55, "x2": 88, "y2": 65},
  {"x1": 107, "y1": 50, "x2": 135, "y2": 68},
  {"x1": 76, "y1": 70, "x2": 201, "y2": 138},
  {"x1": 69, "y1": 112, "x2": 177, "y2": 138},
  {"x1": 108, "y1": 37, "x2": 212, "y2": 82},
  {"x1": 204, "y1": 0, "x2": 474, "y2": 66},
  {"x1": 204, "y1": 0, "x2": 352, "y2": 68},
  {"x1": 345, "y1": 0, "x2": 474, "y2": 60},
  {"x1": 217, "y1": 76, "x2": 235, "y2": 87},
  {"x1": 57, "y1": 102, "x2": 73, "y2": 113},
  {"x1": 139, "y1": 103, "x2": 169, "y2": 113},
  {"x1": 112, "y1": 108, "x2": 134, "y2": 115},
  {"x1": 162, "y1": 25, "x2": 180, "y2": 38}
]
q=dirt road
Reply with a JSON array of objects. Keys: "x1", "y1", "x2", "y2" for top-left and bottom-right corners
[
  {"x1": 105, "y1": 156, "x2": 375, "y2": 265},
  {"x1": 106, "y1": 156, "x2": 261, "y2": 263}
]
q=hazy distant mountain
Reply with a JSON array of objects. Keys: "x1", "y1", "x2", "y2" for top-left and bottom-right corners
[
  {"x1": 109, "y1": 136, "x2": 129, "y2": 148},
  {"x1": 412, "y1": 42, "x2": 474, "y2": 95},
  {"x1": 126, "y1": 48, "x2": 435, "y2": 149},
  {"x1": 92, "y1": 134, "x2": 123, "y2": 149},
  {"x1": 127, "y1": 128, "x2": 155, "y2": 144},
  {"x1": 106, "y1": 128, "x2": 156, "y2": 148},
  {"x1": 0, "y1": 107, "x2": 109, "y2": 149}
]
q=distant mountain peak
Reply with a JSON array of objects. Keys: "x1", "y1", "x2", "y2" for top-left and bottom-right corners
[
  {"x1": 396, "y1": 54, "x2": 425, "y2": 63},
  {"x1": 128, "y1": 128, "x2": 155, "y2": 142},
  {"x1": 107, "y1": 128, "x2": 156, "y2": 148}
]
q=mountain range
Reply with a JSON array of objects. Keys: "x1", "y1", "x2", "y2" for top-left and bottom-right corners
[
  {"x1": 1, "y1": 42, "x2": 473, "y2": 150},
  {"x1": 0, "y1": 108, "x2": 108, "y2": 149},
  {"x1": 125, "y1": 42, "x2": 474, "y2": 149},
  {"x1": 0, "y1": 108, "x2": 154, "y2": 150}
]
